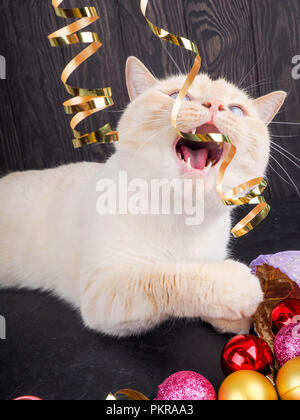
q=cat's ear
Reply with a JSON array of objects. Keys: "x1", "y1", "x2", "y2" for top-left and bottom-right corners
[
  {"x1": 126, "y1": 57, "x2": 157, "y2": 101},
  {"x1": 254, "y1": 91, "x2": 287, "y2": 125}
]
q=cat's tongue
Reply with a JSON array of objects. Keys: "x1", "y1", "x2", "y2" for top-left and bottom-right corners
[{"x1": 181, "y1": 145, "x2": 209, "y2": 170}]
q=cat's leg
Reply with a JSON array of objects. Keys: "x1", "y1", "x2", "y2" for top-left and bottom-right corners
[
  {"x1": 80, "y1": 260, "x2": 263, "y2": 337},
  {"x1": 203, "y1": 317, "x2": 253, "y2": 335}
]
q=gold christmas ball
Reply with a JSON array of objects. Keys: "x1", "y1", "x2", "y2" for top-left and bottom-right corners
[
  {"x1": 276, "y1": 357, "x2": 300, "y2": 400},
  {"x1": 218, "y1": 370, "x2": 278, "y2": 400}
]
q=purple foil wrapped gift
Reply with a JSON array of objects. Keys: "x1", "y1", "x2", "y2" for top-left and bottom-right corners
[{"x1": 250, "y1": 251, "x2": 300, "y2": 287}]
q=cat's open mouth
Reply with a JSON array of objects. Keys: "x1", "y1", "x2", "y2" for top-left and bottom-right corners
[{"x1": 175, "y1": 124, "x2": 224, "y2": 172}]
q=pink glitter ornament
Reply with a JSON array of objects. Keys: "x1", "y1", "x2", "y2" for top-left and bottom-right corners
[
  {"x1": 155, "y1": 371, "x2": 216, "y2": 400},
  {"x1": 274, "y1": 322, "x2": 300, "y2": 367}
]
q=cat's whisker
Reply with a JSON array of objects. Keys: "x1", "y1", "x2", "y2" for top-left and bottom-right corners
[
  {"x1": 270, "y1": 144, "x2": 300, "y2": 169},
  {"x1": 276, "y1": 109, "x2": 288, "y2": 116},
  {"x1": 119, "y1": 120, "x2": 170, "y2": 132},
  {"x1": 270, "y1": 121, "x2": 300, "y2": 125},
  {"x1": 268, "y1": 162, "x2": 294, "y2": 188},
  {"x1": 238, "y1": 51, "x2": 265, "y2": 88},
  {"x1": 271, "y1": 134, "x2": 299, "y2": 138},
  {"x1": 179, "y1": 46, "x2": 187, "y2": 75},
  {"x1": 127, "y1": 128, "x2": 171, "y2": 165},
  {"x1": 161, "y1": 43, "x2": 183, "y2": 75},
  {"x1": 124, "y1": 123, "x2": 169, "y2": 130},
  {"x1": 243, "y1": 79, "x2": 271, "y2": 91},
  {"x1": 148, "y1": 64, "x2": 157, "y2": 79},
  {"x1": 243, "y1": 78, "x2": 287, "y2": 93},
  {"x1": 271, "y1": 142, "x2": 300, "y2": 164},
  {"x1": 269, "y1": 154, "x2": 300, "y2": 196}
]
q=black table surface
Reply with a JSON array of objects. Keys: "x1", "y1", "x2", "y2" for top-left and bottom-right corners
[{"x1": 0, "y1": 198, "x2": 299, "y2": 400}]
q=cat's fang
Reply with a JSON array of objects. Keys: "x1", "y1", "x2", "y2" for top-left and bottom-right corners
[{"x1": 187, "y1": 157, "x2": 192, "y2": 171}]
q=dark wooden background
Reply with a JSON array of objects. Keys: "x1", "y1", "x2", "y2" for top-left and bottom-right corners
[{"x1": 0, "y1": 0, "x2": 299, "y2": 198}]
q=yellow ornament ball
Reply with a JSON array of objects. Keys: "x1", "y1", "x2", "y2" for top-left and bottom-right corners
[
  {"x1": 218, "y1": 370, "x2": 278, "y2": 400},
  {"x1": 276, "y1": 357, "x2": 300, "y2": 400}
]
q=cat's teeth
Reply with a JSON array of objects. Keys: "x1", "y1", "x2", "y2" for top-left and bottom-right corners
[
  {"x1": 206, "y1": 161, "x2": 213, "y2": 170},
  {"x1": 177, "y1": 153, "x2": 183, "y2": 160},
  {"x1": 187, "y1": 157, "x2": 192, "y2": 171}
]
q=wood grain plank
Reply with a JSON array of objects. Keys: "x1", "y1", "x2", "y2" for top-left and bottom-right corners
[
  {"x1": 0, "y1": 0, "x2": 121, "y2": 170},
  {"x1": 251, "y1": 0, "x2": 300, "y2": 198},
  {"x1": 184, "y1": 0, "x2": 258, "y2": 89},
  {"x1": 0, "y1": 83, "x2": 25, "y2": 174},
  {"x1": 0, "y1": 0, "x2": 299, "y2": 198},
  {"x1": 117, "y1": 0, "x2": 189, "y2": 79}
]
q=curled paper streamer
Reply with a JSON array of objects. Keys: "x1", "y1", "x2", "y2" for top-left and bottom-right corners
[
  {"x1": 106, "y1": 389, "x2": 149, "y2": 400},
  {"x1": 141, "y1": 0, "x2": 270, "y2": 238},
  {"x1": 48, "y1": 0, "x2": 118, "y2": 148}
]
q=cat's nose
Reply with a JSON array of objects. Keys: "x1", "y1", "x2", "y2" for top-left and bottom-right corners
[{"x1": 203, "y1": 100, "x2": 226, "y2": 113}]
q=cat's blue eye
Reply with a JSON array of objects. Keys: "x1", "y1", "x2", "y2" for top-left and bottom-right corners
[
  {"x1": 170, "y1": 92, "x2": 191, "y2": 101},
  {"x1": 229, "y1": 105, "x2": 245, "y2": 117}
]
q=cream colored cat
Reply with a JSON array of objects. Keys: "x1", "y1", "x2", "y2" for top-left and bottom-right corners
[{"x1": 0, "y1": 57, "x2": 286, "y2": 337}]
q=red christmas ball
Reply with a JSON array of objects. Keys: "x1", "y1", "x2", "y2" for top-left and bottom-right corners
[
  {"x1": 221, "y1": 335, "x2": 273, "y2": 376},
  {"x1": 271, "y1": 298, "x2": 300, "y2": 335}
]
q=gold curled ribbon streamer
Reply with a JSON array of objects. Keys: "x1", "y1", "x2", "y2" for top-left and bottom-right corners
[
  {"x1": 106, "y1": 389, "x2": 149, "y2": 400},
  {"x1": 48, "y1": 0, "x2": 118, "y2": 148},
  {"x1": 141, "y1": 0, "x2": 270, "y2": 238}
]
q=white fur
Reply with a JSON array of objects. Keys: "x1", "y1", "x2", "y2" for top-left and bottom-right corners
[{"x1": 0, "y1": 58, "x2": 286, "y2": 336}]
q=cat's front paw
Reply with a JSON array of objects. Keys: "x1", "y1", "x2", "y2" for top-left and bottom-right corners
[{"x1": 213, "y1": 260, "x2": 263, "y2": 321}]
